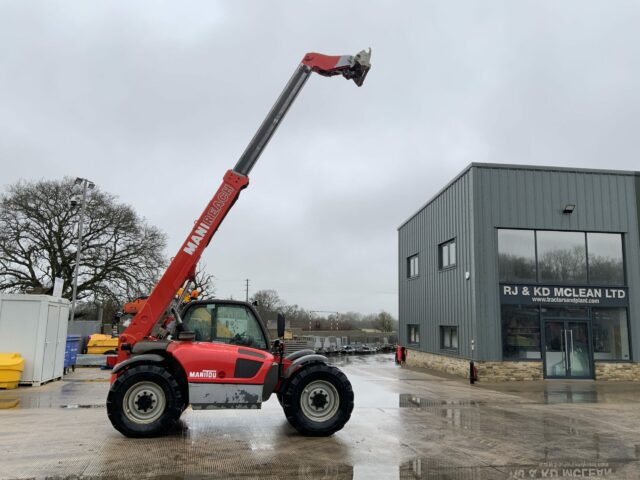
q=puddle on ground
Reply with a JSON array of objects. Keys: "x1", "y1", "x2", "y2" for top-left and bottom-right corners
[
  {"x1": 63, "y1": 378, "x2": 110, "y2": 383},
  {"x1": 60, "y1": 404, "x2": 105, "y2": 409},
  {"x1": 544, "y1": 390, "x2": 598, "y2": 404},
  {"x1": 399, "y1": 394, "x2": 485, "y2": 409},
  {"x1": 399, "y1": 457, "x2": 633, "y2": 480},
  {"x1": 0, "y1": 399, "x2": 106, "y2": 409},
  {"x1": 0, "y1": 397, "x2": 106, "y2": 409},
  {"x1": 399, "y1": 457, "x2": 504, "y2": 479}
]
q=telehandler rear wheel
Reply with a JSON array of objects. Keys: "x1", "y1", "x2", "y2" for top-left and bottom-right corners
[
  {"x1": 282, "y1": 364, "x2": 353, "y2": 436},
  {"x1": 107, "y1": 364, "x2": 183, "y2": 438}
]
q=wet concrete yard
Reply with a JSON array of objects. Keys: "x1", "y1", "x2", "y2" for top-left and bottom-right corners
[{"x1": 1, "y1": 355, "x2": 640, "y2": 479}]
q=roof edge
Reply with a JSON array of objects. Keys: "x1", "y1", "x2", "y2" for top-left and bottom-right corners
[
  {"x1": 468, "y1": 162, "x2": 638, "y2": 176},
  {"x1": 397, "y1": 163, "x2": 473, "y2": 231},
  {"x1": 397, "y1": 162, "x2": 639, "y2": 231}
]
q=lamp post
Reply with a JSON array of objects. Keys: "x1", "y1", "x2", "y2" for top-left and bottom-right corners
[{"x1": 70, "y1": 177, "x2": 95, "y2": 323}]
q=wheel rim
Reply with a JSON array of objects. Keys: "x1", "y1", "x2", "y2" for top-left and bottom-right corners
[
  {"x1": 300, "y1": 380, "x2": 340, "y2": 422},
  {"x1": 123, "y1": 381, "x2": 166, "y2": 424}
]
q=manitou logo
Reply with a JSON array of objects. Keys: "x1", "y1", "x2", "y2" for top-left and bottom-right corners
[
  {"x1": 189, "y1": 370, "x2": 217, "y2": 379},
  {"x1": 183, "y1": 184, "x2": 235, "y2": 256},
  {"x1": 183, "y1": 222, "x2": 210, "y2": 255}
]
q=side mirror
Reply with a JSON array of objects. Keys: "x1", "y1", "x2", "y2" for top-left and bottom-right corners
[
  {"x1": 177, "y1": 331, "x2": 196, "y2": 341},
  {"x1": 277, "y1": 313, "x2": 285, "y2": 339}
]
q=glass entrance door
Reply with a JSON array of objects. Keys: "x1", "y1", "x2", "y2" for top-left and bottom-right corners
[{"x1": 544, "y1": 320, "x2": 592, "y2": 379}]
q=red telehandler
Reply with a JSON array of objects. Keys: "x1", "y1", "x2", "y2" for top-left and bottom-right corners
[{"x1": 106, "y1": 49, "x2": 371, "y2": 437}]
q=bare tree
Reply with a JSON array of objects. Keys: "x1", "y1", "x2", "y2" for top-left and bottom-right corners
[
  {"x1": 375, "y1": 311, "x2": 394, "y2": 332},
  {"x1": 243, "y1": 287, "x2": 398, "y2": 334},
  {"x1": 192, "y1": 263, "x2": 216, "y2": 299},
  {"x1": 250, "y1": 289, "x2": 283, "y2": 311},
  {"x1": 339, "y1": 311, "x2": 363, "y2": 331},
  {"x1": 0, "y1": 178, "x2": 167, "y2": 304}
]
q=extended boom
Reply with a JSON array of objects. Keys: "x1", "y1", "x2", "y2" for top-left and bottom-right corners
[{"x1": 117, "y1": 49, "x2": 371, "y2": 362}]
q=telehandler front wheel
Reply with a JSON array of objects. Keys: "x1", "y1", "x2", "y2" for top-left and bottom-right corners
[
  {"x1": 107, "y1": 364, "x2": 183, "y2": 438},
  {"x1": 282, "y1": 364, "x2": 354, "y2": 436}
]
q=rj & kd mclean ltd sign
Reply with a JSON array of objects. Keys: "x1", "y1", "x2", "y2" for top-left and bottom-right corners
[{"x1": 500, "y1": 284, "x2": 628, "y2": 307}]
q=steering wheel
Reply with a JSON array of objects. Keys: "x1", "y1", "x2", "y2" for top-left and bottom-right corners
[
  {"x1": 230, "y1": 332, "x2": 254, "y2": 346},
  {"x1": 229, "y1": 332, "x2": 247, "y2": 344}
]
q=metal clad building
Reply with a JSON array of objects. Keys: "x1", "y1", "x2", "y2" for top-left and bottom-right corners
[{"x1": 399, "y1": 163, "x2": 640, "y2": 380}]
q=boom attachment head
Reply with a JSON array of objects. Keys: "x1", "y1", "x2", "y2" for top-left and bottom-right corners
[{"x1": 302, "y1": 48, "x2": 372, "y2": 87}]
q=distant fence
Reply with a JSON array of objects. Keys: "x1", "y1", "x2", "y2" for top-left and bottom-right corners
[{"x1": 297, "y1": 330, "x2": 397, "y2": 345}]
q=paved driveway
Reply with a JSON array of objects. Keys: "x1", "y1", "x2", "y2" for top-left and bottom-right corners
[{"x1": 1, "y1": 354, "x2": 639, "y2": 479}]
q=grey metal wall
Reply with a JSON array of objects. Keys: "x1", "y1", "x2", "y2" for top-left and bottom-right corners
[
  {"x1": 398, "y1": 169, "x2": 476, "y2": 359},
  {"x1": 399, "y1": 163, "x2": 640, "y2": 363},
  {"x1": 471, "y1": 165, "x2": 640, "y2": 361}
]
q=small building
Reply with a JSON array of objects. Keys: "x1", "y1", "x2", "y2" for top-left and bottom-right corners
[{"x1": 398, "y1": 163, "x2": 640, "y2": 381}]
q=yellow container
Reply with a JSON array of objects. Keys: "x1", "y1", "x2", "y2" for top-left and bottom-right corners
[
  {"x1": 86, "y1": 334, "x2": 119, "y2": 354},
  {"x1": 0, "y1": 353, "x2": 24, "y2": 389}
]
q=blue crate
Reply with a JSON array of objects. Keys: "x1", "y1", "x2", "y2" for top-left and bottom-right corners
[{"x1": 64, "y1": 335, "x2": 82, "y2": 373}]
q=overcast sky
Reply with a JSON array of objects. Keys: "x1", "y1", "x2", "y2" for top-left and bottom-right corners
[{"x1": 1, "y1": 1, "x2": 639, "y2": 317}]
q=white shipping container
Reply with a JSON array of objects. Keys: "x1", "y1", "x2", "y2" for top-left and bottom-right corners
[{"x1": 0, "y1": 294, "x2": 69, "y2": 385}]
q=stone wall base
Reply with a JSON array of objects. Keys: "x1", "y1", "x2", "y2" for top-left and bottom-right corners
[
  {"x1": 404, "y1": 349, "x2": 543, "y2": 381},
  {"x1": 477, "y1": 361, "x2": 544, "y2": 381},
  {"x1": 594, "y1": 362, "x2": 640, "y2": 381},
  {"x1": 404, "y1": 349, "x2": 640, "y2": 381},
  {"x1": 404, "y1": 349, "x2": 470, "y2": 378}
]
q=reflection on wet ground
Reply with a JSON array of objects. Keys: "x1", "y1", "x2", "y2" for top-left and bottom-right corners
[
  {"x1": 399, "y1": 457, "x2": 632, "y2": 480},
  {"x1": 0, "y1": 398, "x2": 19, "y2": 409},
  {"x1": 2, "y1": 354, "x2": 640, "y2": 479},
  {"x1": 59, "y1": 404, "x2": 104, "y2": 409},
  {"x1": 0, "y1": 370, "x2": 110, "y2": 410},
  {"x1": 399, "y1": 390, "x2": 601, "y2": 408},
  {"x1": 399, "y1": 394, "x2": 485, "y2": 409},
  {"x1": 544, "y1": 389, "x2": 599, "y2": 404},
  {"x1": 478, "y1": 376, "x2": 640, "y2": 405}
]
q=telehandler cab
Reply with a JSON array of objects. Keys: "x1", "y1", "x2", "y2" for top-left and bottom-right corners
[{"x1": 107, "y1": 49, "x2": 371, "y2": 437}]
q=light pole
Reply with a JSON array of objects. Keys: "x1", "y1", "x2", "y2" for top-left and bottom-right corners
[{"x1": 70, "y1": 177, "x2": 95, "y2": 323}]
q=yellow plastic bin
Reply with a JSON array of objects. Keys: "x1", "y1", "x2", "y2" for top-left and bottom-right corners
[
  {"x1": 0, "y1": 353, "x2": 24, "y2": 389},
  {"x1": 86, "y1": 334, "x2": 119, "y2": 355}
]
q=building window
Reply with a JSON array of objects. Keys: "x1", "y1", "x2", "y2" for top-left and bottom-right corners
[
  {"x1": 439, "y1": 239, "x2": 456, "y2": 269},
  {"x1": 501, "y1": 305, "x2": 541, "y2": 360},
  {"x1": 407, "y1": 254, "x2": 419, "y2": 278},
  {"x1": 498, "y1": 229, "x2": 536, "y2": 283},
  {"x1": 587, "y1": 233, "x2": 624, "y2": 285},
  {"x1": 440, "y1": 326, "x2": 458, "y2": 350},
  {"x1": 592, "y1": 308, "x2": 630, "y2": 361},
  {"x1": 407, "y1": 324, "x2": 420, "y2": 345},
  {"x1": 498, "y1": 229, "x2": 625, "y2": 286},
  {"x1": 536, "y1": 231, "x2": 587, "y2": 283}
]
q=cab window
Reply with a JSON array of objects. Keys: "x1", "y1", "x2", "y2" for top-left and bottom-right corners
[{"x1": 183, "y1": 304, "x2": 267, "y2": 349}]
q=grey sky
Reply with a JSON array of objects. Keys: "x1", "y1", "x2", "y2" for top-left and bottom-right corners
[{"x1": 1, "y1": 1, "x2": 639, "y2": 316}]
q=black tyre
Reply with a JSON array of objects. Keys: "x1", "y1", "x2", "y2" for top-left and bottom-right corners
[
  {"x1": 106, "y1": 364, "x2": 183, "y2": 438},
  {"x1": 282, "y1": 364, "x2": 354, "y2": 436}
]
